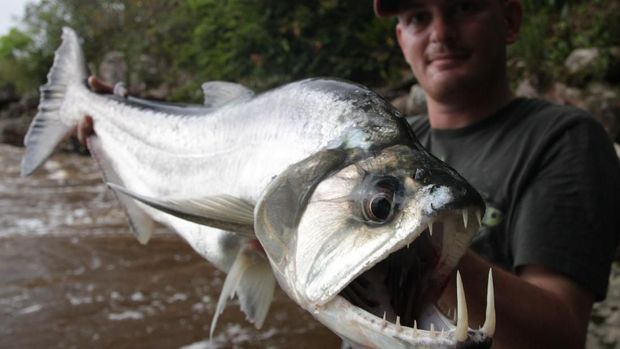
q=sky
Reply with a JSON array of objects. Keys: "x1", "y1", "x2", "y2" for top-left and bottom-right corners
[{"x1": 0, "y1": 1, "x2": 31, "y2": 36}]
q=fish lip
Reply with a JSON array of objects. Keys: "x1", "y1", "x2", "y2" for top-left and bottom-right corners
[{"x1": 312, "y1": 205, "x2": 484, "y2": 344}]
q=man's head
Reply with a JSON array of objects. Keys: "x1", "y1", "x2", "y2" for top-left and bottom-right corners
[{"x1": 376, "y1": 0, "x2": 522, "y2": 105}]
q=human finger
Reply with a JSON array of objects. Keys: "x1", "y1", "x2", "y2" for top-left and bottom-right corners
[
  {"x1": 87, "y1": 76, "x2": 114, "y2": 94},
  {"x1": 76, "y1": 115, "x2": 94, "y2": 145}
]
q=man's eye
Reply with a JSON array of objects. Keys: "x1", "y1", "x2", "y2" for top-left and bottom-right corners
[{"x1": 403, "y1": 11, "x2": 431, "y2": 27}]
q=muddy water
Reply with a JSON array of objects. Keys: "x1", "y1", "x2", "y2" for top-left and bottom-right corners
[{"x1": 0, "y1": 144, "x2": 340, "y2": 349}]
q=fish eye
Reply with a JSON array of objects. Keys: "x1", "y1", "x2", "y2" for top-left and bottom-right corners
[{"x1": 362, "y1": 177, "x2": 400, "y2": 224}]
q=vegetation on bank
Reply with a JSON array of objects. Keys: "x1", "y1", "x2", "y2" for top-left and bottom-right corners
[
  {"x1": 0, "y1": 0, "x2": 618, "y2": 102},
  {"x1": 511, "y1": 0, "x2": 620, "y2": 88}
]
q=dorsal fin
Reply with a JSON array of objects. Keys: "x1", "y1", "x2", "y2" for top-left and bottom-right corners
[{"x1": 201, "y1": 81, "x2": 254, "y2": 107}]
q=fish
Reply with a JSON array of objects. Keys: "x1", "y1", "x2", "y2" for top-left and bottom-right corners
[{"x1": 21, "y1": 27, "x2": 492, "y2": 349}]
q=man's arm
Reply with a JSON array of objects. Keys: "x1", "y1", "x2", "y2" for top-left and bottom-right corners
[{"x1": 440, "y1": 251, "x2": 594, "y2": 349}]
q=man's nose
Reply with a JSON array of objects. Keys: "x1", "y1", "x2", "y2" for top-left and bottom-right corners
[{"x1": 429, "y1": 14, "x2": 455, "y2": 44}]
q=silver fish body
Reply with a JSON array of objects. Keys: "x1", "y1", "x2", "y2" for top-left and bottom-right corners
[{"x1": 22, "y1": 28, "x2": 492, "y2": 348}]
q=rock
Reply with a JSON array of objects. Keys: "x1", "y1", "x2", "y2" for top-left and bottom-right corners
[
  {"x1": 0, "y1": 114, "x2": 30, "y2": 146},
  {"x1": 515, "y1": 78, "x2": 539, "y2": 98},
  {"x1": 389, "y1": 84, "x2": 427, "y2": 116},
  {"x1": 586, "y1": 82, "x2": 619, "y2": 100},
  {"x1": 606, "y1": 46, "x2": 620, "y2": 83},
  {"x1": 546, "y1": 82, "x2": 585, "y2": 108},
  {"x1": 565, "y1": 47, "x2": 620, "y2": 87},
  {"x1": 143, "y1": 83, "x2": 170, "y2": 100},
  {"x1": 583, "y1": 83, "x2": 620, "y2": 141},
  {"x1": 565, "y1": 48, "x2": 601, "y2": 79},
  {"x1": 390, "y1": 94, "x2": 409, "y2": 115},
  {"x1": 0, "y1": 84, "x2": 18, "y2": 108},
  {"x1": 538, "y1": 81, "x2": 620, "y2": 142},
  {"x1": 406, "y1": 84, "x2": 427, "y2": 115},
  {"x1": 98, "y1": 51, "x2": 127, "y2": 86},
  {"x1": 97, "y1": 52, "x2": 169, "y2": 98}
]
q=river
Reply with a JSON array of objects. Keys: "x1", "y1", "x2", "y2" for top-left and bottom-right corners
[{"x1": 0, "y1": 144, "x2": 340, "y2": 349}]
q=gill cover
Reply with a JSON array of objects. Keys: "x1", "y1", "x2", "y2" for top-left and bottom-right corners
[{"x1": 255, "y1": 149, "x2": 351, "y2": 267}]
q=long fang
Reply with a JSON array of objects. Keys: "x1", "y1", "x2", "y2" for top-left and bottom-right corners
[
  {"x1": 481, "y1": 269, "x2": 496, "y2": 337},
  {"x1": 455, "y1": 271, "x2": 469, "y2": 342}
]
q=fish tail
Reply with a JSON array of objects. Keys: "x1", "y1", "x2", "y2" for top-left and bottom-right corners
[{"x1": 21, "y1": 27, "x2": 88, "y2": 176}]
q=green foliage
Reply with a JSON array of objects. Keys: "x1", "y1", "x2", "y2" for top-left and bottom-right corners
[
  {"x1": 0, "y1": 0, "x2": 406, "y2": 102},
  {"x1": 174, "y1": 0, "x2": 405, "y2": 95},
  {"x1": 0, "y1": 28, "x2": 46, "y2": 95}
]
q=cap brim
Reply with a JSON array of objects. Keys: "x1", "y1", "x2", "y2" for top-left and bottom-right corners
[{"x1": 373, "y1": 0, "x2": 402, "y2": 17}]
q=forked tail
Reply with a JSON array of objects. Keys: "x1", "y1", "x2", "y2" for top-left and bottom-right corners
[{"x1": 21, "y1": 27, "x2": 87, "y2": 176}]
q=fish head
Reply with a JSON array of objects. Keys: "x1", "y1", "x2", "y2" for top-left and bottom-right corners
[{"x1": 256, "y1": 138, "x2": 490, "y2": 348}]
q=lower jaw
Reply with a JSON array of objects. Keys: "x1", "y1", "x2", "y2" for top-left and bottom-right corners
[
  {"x1": 316, "y1": 273, "x2": 494, "y2": 349},
  {"x1": 315, "y1": 296, "x2": 459, "y2": 348}
]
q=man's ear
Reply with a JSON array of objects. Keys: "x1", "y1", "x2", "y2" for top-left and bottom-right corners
[
  {"x1": 504, "y1": 0, "x2": 523, "y2": 44},
  {"x1": 395, "y1": 21, "x2": 410, "y2": 65},
  {"x1": 395, "y1": 22, "x2": 404, "y2": 51}
]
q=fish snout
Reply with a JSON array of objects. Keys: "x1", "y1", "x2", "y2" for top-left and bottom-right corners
[{"x1": 410, "y1": 153, "x2": 485, "y2": 218}]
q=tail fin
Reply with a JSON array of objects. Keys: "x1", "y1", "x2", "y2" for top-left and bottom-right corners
[{"x1": 21, "y1": 27, "x2": 87, "y2": 176}]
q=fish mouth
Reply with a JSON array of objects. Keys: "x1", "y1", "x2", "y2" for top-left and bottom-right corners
[{"x1": 331, "y1": 206, "x2": 494, "y2": 347}]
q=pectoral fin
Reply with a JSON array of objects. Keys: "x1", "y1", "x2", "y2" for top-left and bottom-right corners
[{"x1": 107, "y1": 183, "x2": 255, "y2": 239}]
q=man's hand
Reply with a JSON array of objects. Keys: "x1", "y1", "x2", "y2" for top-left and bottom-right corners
[
  {"x1": 88, "y1": 76, "x2": 114, "y2": 94},
  {"x1": 76, "y1": 76, "x2": 114, "y2": 146},
  {"x1": 438, "y1": 251, "x2": 594, "y2": 349}
]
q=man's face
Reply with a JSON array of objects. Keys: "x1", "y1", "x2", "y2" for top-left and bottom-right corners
[{"x1": 395, "y1": 0, "x2": 520, "y2": 102}]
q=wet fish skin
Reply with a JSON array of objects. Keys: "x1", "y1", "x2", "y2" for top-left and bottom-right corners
[{"x1": 21, "y1": 27, "x2": 490, "y2": 348}]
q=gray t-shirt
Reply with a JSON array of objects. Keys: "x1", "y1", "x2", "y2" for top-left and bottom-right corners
[{"x1": 408, "y1": 98, "x2": 620, "y2": 300}]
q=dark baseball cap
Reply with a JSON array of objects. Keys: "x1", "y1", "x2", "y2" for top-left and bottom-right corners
[{"x1": 374, "y1": 0, "x2": 408, "y2": 17}]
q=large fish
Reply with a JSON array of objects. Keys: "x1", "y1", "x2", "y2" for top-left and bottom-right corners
[{"x1": 22, "y1": 27, "x2": 493, "y2": 348}]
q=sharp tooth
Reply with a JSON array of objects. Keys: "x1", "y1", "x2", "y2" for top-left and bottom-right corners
[
  {"x1": 414, "y1": 320, "x2": 417, "y2": 330},
  {"x1": 428, "y1": 223, "x2": 433, "y2": 236},
  {"x1": 396, "y1": 315, "x2": 401, "y2": 327},
  {"x1": 430, "y1": 323, "x2": 434, "y2": 333},
  {"x1": 476, "y1": 210, "x2": 482, "y2": 226},
  {"x1": 462, "y1": 209, "x2": 468, "y2": 229},
  {"x1": 481, "y1": 269, "x2": 496, "y2": 338},
  {"x1": 455, "y1": 271, "x2": 469, "y2": 342},
  {"x1": 407, "y1": 242, "x2": 410, "y2": 249},
  {"x1": 383, "y1": 311, "x2": 387, "y2": 321}
]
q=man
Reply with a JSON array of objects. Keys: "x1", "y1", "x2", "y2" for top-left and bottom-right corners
[{"x1": 375, "y1": 0, "x2": 620, "y2": 348}]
